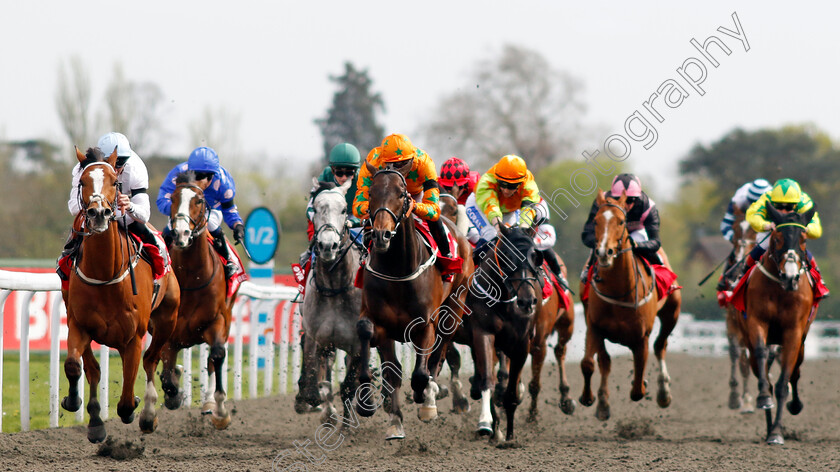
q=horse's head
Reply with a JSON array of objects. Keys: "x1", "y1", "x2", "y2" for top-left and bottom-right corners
[
  {"x1": 366, "y1": 160, "x2": 412, "y2": 253},
  {"x1": 311, "y1": 177, "x2": 352, "y2": 262},
  {"x1": 725, "y1": 209, "x2": 757, "y2": 287},
  {"x1": 766, "y1": 201, "x2": 816, "y2": 291},
  {"x1": 593, "y1": 190, "x2": 631, "y2": 268},
  {"x1": 170, "y1": 171, "x2": 208, "y2": 248},
  {"x1": 494, "y1": 225, "x2": 543, "y2": 317},
  {"x1": 76, "y1": 146, "x2": 119, "y2": 234},
  {"x1": 439, "y1": 183, "x2": 464, "y2": 221}
]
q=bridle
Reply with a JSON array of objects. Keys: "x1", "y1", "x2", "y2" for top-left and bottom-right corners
[
  {"x1": 471, "y1": 234, "x2": 539, "y2": 306},
  {"x1": 171, "y1": 183, "x2": 208, "y2": 247},
  {"x1": 759, "y1": 222, "x2": 810, "y2": 287},
  {"x1": 369, "y1": 169, "x2": 412, "y2": 240},
  {"x1": 591, "y1": 202, "x2": 654, "y2": 309},
  {"x1": 310, "y1": 189, "x2": 357, "y2": 295}
]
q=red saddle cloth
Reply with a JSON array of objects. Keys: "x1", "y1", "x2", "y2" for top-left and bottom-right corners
[
  {"x1": 413, "y1": 216, "x2": 464, "y2": 276},
  {"x1": 727, "y1": 263, "x2": 830, "y2": 316},
  {"x1": 540, "y1": 263, "x2": 574, "y2": 313},
  {"x1": 580, "y1": 262, "x2": 681, "y2": 303},
  {"x1": 210, "y1": 235, "x2": 248, "y2": 299}
]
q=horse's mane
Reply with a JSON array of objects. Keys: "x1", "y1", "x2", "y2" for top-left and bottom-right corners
[
  {"x1": 175, "y1": 171, "x2": 198, "y2": 185},
  {"x1": 494, "y1": 227, "x2": 535, "y2": 272},
  {"x1": 311, "y1": 181, "x2": 337, "y2": 200},
  {"x1": 79, "y1": 147, "x2": 106, "y2": 169}
]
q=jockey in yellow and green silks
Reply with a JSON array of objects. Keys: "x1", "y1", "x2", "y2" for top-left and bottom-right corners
[{"x1": 353, "y1": 133, "x2": 450, "y2": 257}]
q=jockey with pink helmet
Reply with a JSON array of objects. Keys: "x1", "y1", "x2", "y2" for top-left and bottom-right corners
[{"x1": 580, "y1": 173, "x2": 662, "y2": 277}]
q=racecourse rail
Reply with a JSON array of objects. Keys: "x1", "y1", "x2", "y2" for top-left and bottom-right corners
[{"x1": 2, "y1": 268, "x2": 839, "y2": 432}]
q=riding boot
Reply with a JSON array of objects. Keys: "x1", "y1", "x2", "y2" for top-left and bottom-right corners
[
  {"x1": 716, "y1": 258, "x2": 733, "y2": 292},
  {"x1": 540, "y1": 248, "x2": 572, "y2": 294},
  {"x1": 580, "y1": 252, "x2": 595, "y2": 281},
  {"x1": 162, "y1": 226, "x2": 173, "y2": 249},
  {"x1": 211, "y1": 228, "x2": 238, "y2": 279},
  {"x1": 129, "y1": 221, "x2": 167, "y2": 263},
  {"x1": 56, "y1": 234, "x2": 82, "y2": 281},
  {"x1": 429, "y1": 218, "x2": 451, "y2": 258}
]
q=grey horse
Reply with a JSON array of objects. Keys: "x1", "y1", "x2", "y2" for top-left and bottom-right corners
[{"x1": 296, "y1": 178, "x2": 363, "y2": 425}]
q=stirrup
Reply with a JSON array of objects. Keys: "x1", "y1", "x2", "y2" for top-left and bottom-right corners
[{"x1": 224, "y1": 262, "x2": 237, "y2": 279}]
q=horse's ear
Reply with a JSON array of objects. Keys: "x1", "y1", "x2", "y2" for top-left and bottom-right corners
[
  {"x1": 801, "y1": 203, "x2": 817, "y2": 226},
  {"x1": 338, "y1": 177, "x2": 353, "y2": 194},
  {"x1": 364, "y1": 160, "x2": 377, "y2": 176},
  {"x1": 765, "y1": 201, "x2": 783, "y2": 224},
  {"x1": 106, "y1": 147, "x2": 118, "y2": 168},
  {"x1": 596, "y1": 189, "x2": 606, "y2": 206},
  {"x1": 311, "y1": 177, "x2": 320, "y2": 188},
  {"x1": 75, "y1": 146, "x2": 86, "y2": 164},
  {"x1": 618, "y1": 190, "x2": 628, "y2": 207}
]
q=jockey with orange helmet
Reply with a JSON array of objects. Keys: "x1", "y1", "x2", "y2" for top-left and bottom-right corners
[
  {"x1": 465, "y1": 154, "x2": 568, "y2": 289},
  {"x1": 580, "y1": 173, "x2": 661, "y2": 278},
  {"x1": 353, "y1": 133, "x2": 451, "y2": 257}
]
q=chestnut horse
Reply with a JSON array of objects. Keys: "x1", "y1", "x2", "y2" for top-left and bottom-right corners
[
  {"x1": 63, "y1": 147, "x2": 179, "y2": 442},
  {"x1": 579, "y1": 191, "x2": 681, "y2": 420},
  {"x1": 159, "y1": 171, "x2": 235, "y2": 429},
  {"x1": 741, "y1": 203, "x2": 817, "y2": 445},
  {"x1": 355, "y1": 163, "x2": 473, "y2": 440}
]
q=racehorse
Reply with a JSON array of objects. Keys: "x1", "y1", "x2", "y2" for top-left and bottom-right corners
[
  {"x1": 741, "y1": 203, "x2": 817, "y2": 445},
  {"x1": 62, "y1": 147, "x2": 180, "y2": 442},
  {"x1": 467, "y1": 225, "x2": 566, "y2": 441},
  {"x1": 579, "y1": 191, "x2": 681, "y2": 421},
  {"x1": 355, "y1": 162, "x2": 473, "y2": 440},
  {"x1": 159, "y1": 171, "x2": 235, "y2": 429},
  {"x1": 296, "y1": 179, "x2": 364, "y2": 425}
]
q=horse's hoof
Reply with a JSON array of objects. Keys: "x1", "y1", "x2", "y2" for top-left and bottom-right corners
[
  {"x1": 320, "y1": 405, "x2": 337, "y2": 425},
  {"x1": 560, "y1": 398, "x2": 576, "y2": 415},
  {"x1": 596, "y1": 405, "x2": 610, "y2": 421},
  {"x1": 294, "y1": 395, "x2": 309, "y2": 414},
  {"x1": 436, "y1": 385, "x2": 449, "y2": 400},
  {"x1": 452, "y1": 396, "x2": 470, "y2": 414},
  {"x1": 61, "y1": 395, "x2": 82, "y2": 413},
  {"x1": 356, "y1": 401, "x2": 377, "y2": 418},
  {"x1": 164, "y1": 390, "x2": 185, "y2": 410},
  {"x1": 385, "y1": 424, "x2": 405, "y2": 440},
  {"x1": 787, "y1": 399, "x2": 804, "y2": 416},
  {"x1": 657, "y1": 390, "x2": 672, "y2": 408},
  {"x1": 630, "y1": 391, "x2": 644, "y2": 402},
  {"x1": 139, "y1": 415, "x2": 158, "y2": 434},
  {"x1": 211, "y1": 413, "x2": 232, "y2": 430},
  {"x1": 418, "y1": 405, "x2": 438, "y2": 422},
  {"x1": 201, "y1": 401, "x2": 216, "y2": 415},
  {"x1": 526, "y1": 410, "x2": 538, "y2": 423},
  {"x1": 87, "y1": 424, "x2": 107, "y2": 443},
  {"x1": 476, "y1": 421, "x2": 493, "y2": 436},
  {"x1": 728, "y1": 391, "x2": 742, "y2": 410},
  {"x1": 579, "y1": 394, "x2": 595, "y2": 408},
  {"x1": 766, "y1": 433, "x2": 784, "y2": 445},
  {"x1": 757, "y1": 395, "x2": 775, "y2": 410},
  {"x1": 120, "y1": 411, "x2": 136, "y2": 425}
]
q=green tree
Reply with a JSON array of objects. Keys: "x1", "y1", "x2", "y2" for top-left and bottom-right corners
[{"x1": 315, "y1": 62, "x2": 385, "y2": 165}]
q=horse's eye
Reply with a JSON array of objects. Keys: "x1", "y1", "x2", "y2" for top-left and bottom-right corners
[
  {"x1": 341, "y1": 208, "x2": 347, "y2": 214},
  {"x1": 197, "y1": 199, "x2": 204, "y2": 205},
  {"x1": 619, "y1": 220, "x2": 624, "y2": 226}
]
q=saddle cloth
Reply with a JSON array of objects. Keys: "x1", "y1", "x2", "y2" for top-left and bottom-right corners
[
  {"x1": 580, "y1": 261, "x2": 680, "y2": 304},
  {"x1": 540, "y1": 263, "x2": 574, "y2": 313},
  {"x1": 726, "y1": 263, "x2": 829, "y2": 318}
]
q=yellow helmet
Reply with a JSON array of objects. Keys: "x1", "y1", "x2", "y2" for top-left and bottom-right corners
[
  {"x1": 379, "y1": 133, "x2": 416, "y2": 163},
  {"x1": 768, "y1": 178, "x2": 802, "y2": 204},
  {"x1": 494, "y1": 155, "x2": 527, "y2": 184}
]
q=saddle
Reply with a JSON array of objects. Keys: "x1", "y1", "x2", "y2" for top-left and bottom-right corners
[
  {"x1": 726, "y1": 261, "x2": 829, "y2": 320},
  {"x1": 539, "y1": 262, "x2": 574, "y2": 313},
  {"x1": 580, "y1": 258, "x2": 680, "y2": 304},
  {"x1": 204, "y1": 235, "x2": 248, "y2": 298},
  {"x1": 413, "y1": 216, "x2": 464, "y2": 277}
]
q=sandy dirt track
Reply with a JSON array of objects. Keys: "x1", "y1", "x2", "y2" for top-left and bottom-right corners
[{"x1": 2, "y1": 354, "x2": 839, "y2": 471}]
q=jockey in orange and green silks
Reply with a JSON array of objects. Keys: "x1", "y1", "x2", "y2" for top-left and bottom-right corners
[
  {"x1": 742, "y1": 178, "x2": 824, "y2": 284},
  {"x1": 353, "y1": 133, "x2": 450, "y2": 257}
]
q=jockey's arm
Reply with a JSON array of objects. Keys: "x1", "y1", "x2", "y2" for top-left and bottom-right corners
[
  {"x1": 352, "y1": 164, "x2": 372, "y2": 219},
  {"x1": 68, "y1": 164, "x2": 83, "y2": 216},
  {"x1": 220, "y1": 200, "x2": 244, "y2": 229},
  {"x1": 580, "y1": 200, "x2": 600, "y2": 249},
  {"x1": 634, "y1": 206, "x2": 662, "y2": 256},
  {"x1": 123, "y1": 189, "x2": 151, "y2": 224},
  {"x1": 720, "y1": 200, "x2": 735, "y2": 241},
  {"x1": 156, "y1": 165, "x2": 181, "y2": 218},
  {"x1": 413, "y1": 180, "x2": 441, "y2": 221},
  {"x1": 745, "y1": 196, "x2": 771, "y2": 232},
  {"x1": 800, "y1": 194, "x2": 822, "y2": 239},
  {"x1": 475, "y1": 174, "x2": 503, "y2": 224},
  {"x1": 516, "y1": 179, "x2": 541, "y2": 227}
]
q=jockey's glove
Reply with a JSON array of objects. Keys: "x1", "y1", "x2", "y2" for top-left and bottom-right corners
[{"x1": 233, "y1": 223, "x2": 245, "y2": 244}]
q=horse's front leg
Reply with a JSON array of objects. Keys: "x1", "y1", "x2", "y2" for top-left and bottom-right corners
[
  {"x1": 355, "y1": 315, "x2": 378, "y2": 417},
  {"x1": 727, "y1": 333, "x2": 743, "y2": 410},
  {"x1": 82, "y1": 345, "x2": 105, "y2": 443},
  {"x1": 206, "y1": 335, "x2": 231, "y2": 430},
  {"x1": 445, "y1": 344, "x2": 470, "y2": 413},
  {"x1": 766, "y1": 331, "x2": 804, "y2": 445},
  {"x1": 595, "y1": 335, "x2": 612, "y2": 421},
  {"x1": 630, "y1": 339, "x2": 649, "y2": 402},
  {"x1": 786, "y1": 343, "x2": 805, "y2": 417},
  {"x1": 116, "y1": 337, "x2": 142, "y2": 426},
  {"x1": 527, "y1": 335, "x2": 547, "y2": 422},
  {"x1": 579, "y1": 324, "x2": 598, "y2": 408},
  {"x1": 494, "y1": 351, "x2": 509, "y2": 407},
  {"x1": 471, "y1": 327, "x2": 496, "y2": 437},
  {"x1": 738, "y1": 344, "x2": 754, "y2": 413},
  {"x1": 554, "y1": 319, "x2": 576, "y2": 415},
  {"x1": 298, "y1": 328, "x2": 322, "y2": 409},
  {"x1": 378, "y1": 340, "x2": 405, "y2": 440},
  {"x1": 503, "y1": 348, "x2": 528, "y2": 442},
  {"x1": 159, "y1": 343, "x2": 184, "y2": 411},
  {"x1": 750, "y1": 333, "x2": 774, "y2": 411},
  {"x1": 410, "y1": 318, "x2": 439, "y2": 422},
  {"x1": 61, "y1": 318, "x2": 89, "y2": 414}
]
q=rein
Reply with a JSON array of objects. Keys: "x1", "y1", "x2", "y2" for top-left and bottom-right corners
[
  {"x1": 180, "y1": 244, "x2": 221, "y2": 291},
  {"x1": 470, "y1": 235, "x2": 539, "y2": 305}
]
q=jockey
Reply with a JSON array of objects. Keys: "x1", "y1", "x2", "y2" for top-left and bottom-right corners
[
  {"x1": 743, "y1": 178, "x2": 822, "y2": 273},
  {"x1": 58, "y1": 132, "x2": 167, "y2": 282},
  {"x1": 299, "y1": 142, "x2": 363, "y2": 266},
  {"x1": 157, "y1": 146, "x2": 244, "y2": 279},
  {"x1": 464, "y1": 154, "x2": 568, "y2": 289},
  {"x1": 716, "y1": 178, "x2": 772, "y2": 291},
  {"x1": 438, "y1": 157, "x2": 479, "y2": 205},
  {"x1": 581, "y1": 173, "x2": 661, "y2": 278},
  {"x1": 353, "y1": 133, "x2": 451, "y2": 258}
]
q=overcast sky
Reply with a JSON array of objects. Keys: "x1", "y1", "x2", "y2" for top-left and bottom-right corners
[{"x1": 1, "y1": 1, "x2": 836, "y2": 198}]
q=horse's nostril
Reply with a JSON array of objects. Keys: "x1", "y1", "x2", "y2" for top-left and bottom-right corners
[
  {"x1": 331, "y1": 242, "x2": 339, "y2": 250},
  {"x1": 607, "y1": 248, "x2": 614, "y2": 256},
  {"x1": 86, "y1": 208, "x2": 97, "y2": 218}
]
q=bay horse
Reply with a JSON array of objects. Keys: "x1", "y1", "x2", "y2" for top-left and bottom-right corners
[
  {"x1": 741, "y1": 203, "x2": 817, "y2": 445},
  {"x1": 63, "y1": 147, "x2": 180, "y2": 442},
  {"x1": 296, "y1": 178, "x2": 364, "y2": 425},
  {"x1": 355, "y1": 162, "x2": 473, "y2": 440},
  {"x1": 579, "y1": 191, "x2": 681, "y2": 421},
  {"x1": 466, "y1": 225, "x2": 560, "y2": 441},
  {"x1": 159, "y1": 171, "x2": 235, "y2": 429}
]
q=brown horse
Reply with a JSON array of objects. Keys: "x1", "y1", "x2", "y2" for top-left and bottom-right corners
[
  {"x1": 579, "y1": 191, "x2": 681, "y2": 420},
  {"x1": 741, "y1": 203, "x2": 817, "y2": 445},
  {"x1": 355, "y1": 163, "x2": 473, "y2": 440},
  {"x1": 159, "y1": 171, "x2": 234, "y2": 429},
  {"x1": 63, "y1": 147, "x2": 180, "y2": 442}
]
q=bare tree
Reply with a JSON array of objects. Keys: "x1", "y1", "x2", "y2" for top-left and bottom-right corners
[
  {"x1": 188, "y1": 105, "x2": 242, "y2": 161},
  {"x1": 55, "y1": 55, "x2": 92, "y2": 147},
  {"x1": 420, "y1": 44, "x2": 586, "y2": 172},
  {"x1": 102, "y1": 63, "x2": 168, "y2": 156}
]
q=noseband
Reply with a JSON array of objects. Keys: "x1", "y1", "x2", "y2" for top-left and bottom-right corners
[
  {"x1": 596, "y1": 203, "x2": 633, "y2": 266},
  {"x1": 759, "y1": 222, "x2": 809, "y2": 285},
  {"x1": 172, "y1": 184, "x2": 208, "y2": 245},
  {"x1": 77, "y1": 161, "x2": 119, "y2": 233},
  {"x1": 369, "y1": 169, "x2": 412, "y2": 238}
]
